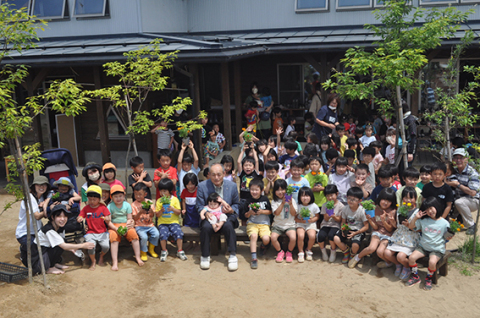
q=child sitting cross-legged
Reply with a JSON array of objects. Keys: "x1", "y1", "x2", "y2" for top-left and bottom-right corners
[
  {"x1": 155, "y1": 178, "x2": 187, "y2": 262},
  {"x1": 348, "y1": 188, "x2": 397, "y2": 269},
  {"x1": 295, "y1": 187, "x2": 320, "y2": 262},
  {"x1": 200, "y1": 192, "x2": 227, "y2": 232},
  {"x1": 131, "y1": 182, "x2": 159, "y2": 262},
  {"x1": 333, "y1": 187, "x2": 369, "y2": 264},
  {"x1": 318, "y1": 185, "x2": 344, "y2": 263}
]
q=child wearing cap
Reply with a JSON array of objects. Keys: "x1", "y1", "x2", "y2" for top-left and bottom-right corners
[
  {"x1": 102, "y1": 162, "x2": 126, "y2": 190},
  {"x1": 77, "y1": 185, "x2": 111, "y2": 270},
  {"x1": 99, "y1": 183, "x2": 111, "y2": 205},
  {"x1": 107, "y1": 185, "x2": 144, "y2": 270},
  {"x1": 50, "y1": 177, "x2": 81, "y2": 211}
]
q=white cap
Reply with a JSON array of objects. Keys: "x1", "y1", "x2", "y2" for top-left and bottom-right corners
[
  {"x1": 176, "y1": 109, "x2": 184, "y2": 114},
  {"x1": 453, "y1": 148, "x2": 467, "y2": 157}
]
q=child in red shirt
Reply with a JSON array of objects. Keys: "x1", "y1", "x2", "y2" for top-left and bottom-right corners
[
  {"x1": 245, "y1": 100, "x2": 259, "y2": 126},
  {"x1": 154, "y1": 149, "x2": 178, "y2": 200}
]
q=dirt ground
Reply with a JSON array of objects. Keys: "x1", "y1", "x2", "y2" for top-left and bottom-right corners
[{"x1": 1, "y1": 193, "x2": 479, "y2": 318}]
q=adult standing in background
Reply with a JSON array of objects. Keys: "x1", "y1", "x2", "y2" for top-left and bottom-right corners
[
  {"x1": 309, "y1": 82, "x2": 322, "y2": 119},
  {"x1": 313, "y1": 93, "x2": 340, "y2": 140}
]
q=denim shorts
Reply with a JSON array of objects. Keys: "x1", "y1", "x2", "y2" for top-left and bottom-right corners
[{"x1": 372, "y1": 231, "x2": 391, "y2": 242}]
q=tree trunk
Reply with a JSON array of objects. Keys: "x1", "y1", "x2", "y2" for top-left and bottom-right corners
[
  {"x1": 445, "y1": 116, "x2": 452, "y2": 162},
  {"x1": 124, "y1": 135, "x2": 133, "y2": 189},
  {"x1": 396, "y1": 85, "x2": 408, "y2": 169}
]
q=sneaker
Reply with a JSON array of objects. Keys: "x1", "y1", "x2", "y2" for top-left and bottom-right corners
[
  {"x1": 259, "y1": 243, "x2": 268, "y2": 256},
  {"x1": 466, "y1": 224, "x2": 476, "y2": 235},
  {"x1": 399, "y1": 267, "x2": 411, "y2": 281},
  {"x1": 341, "y1": 250, "x2": 350, "y2": 264},
  {"x1": 424, "y1": 277, "x2": 433, "y2": 291},
  {"x1": 160, "y1": 250, "x2": 168, "y2": 262},
  {"x1": 275, "y1": 250, "x2": 285, "y2": 263},
  {"x1": 285, "y1": 251, "x2": 293, "y2": 263},
  {"x1": 306, "y1": 250, "x2": 313, "y2": 261},
  {"x1": 177, "y1": 250, "x2": 188, "y2": 261},
  {"x1": 298, "y1": 252, "x2": 305, "y2": 263},
  {"x1": 200, "y1": 256, "x2": 210, "y2": 270},
  {"x1": 321, "y1": 248, "x2": 328, "y2": 262},
  {"x1": 251, "y1": 259, "x2": 258, "y2": 269},
  {"x1": 329, "y1": 250, "x2": 337, "y2": 263},
  {"x1": 405, "y1": 274, "x2": 421, "y2": 287},
  {"x1": 228, "y1": 255, "x2": 238, "y2": 271},
  {"x1": 348, "y1": 255, "x2": 360, "y2": 269},
  {"x1": 395, "y1": 265, "x2": 403, "y2": 277},
  {"x1": 376, "y1": 261, "x2": 393, "y2": 269}
]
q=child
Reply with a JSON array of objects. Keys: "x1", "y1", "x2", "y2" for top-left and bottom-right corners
[
  {"x1": 370, "y1": 166, "x2": 396, "y2": 201},
  {"x1": 77, "y1": 185, "x2": 111, "y2": 270},
  {"x1": 50, "y1": 177, "x2": 81, "y2": 210},
  {"x1": 242, "y1": 178, "x2": 272, "y2": 269},
  {"x1": 325, "y1": 148, "x2": 339, "y2": 176},
  {"x1": 221, "y1": 155, "x2": 236, "y2": 182},
  {"x1": 99, "y1": 183, "x2": 111, "y2": 206},
  {"x1": 344, "y1": 150, "x2": 357, "y2": 171},
  {"x1": 177, "y1": 140, "x2": 200, "y2": 194},
  {"x1": 264, "y1": 160, "x2": 281, "y2": 201},
  {"x1": 238, "y1": 144, "x2": 260, "y2": 201},
  {"x1": 349, "y1": 163, "x2": 373, "y2": 199},
  {"x1": 284, "y1": 116, "x2": 296, "y2": 140},
  {"x1": 388, "y1": 164, "x2": 402, "y2": 191},
  {"x1": 102, "y1": 163, "x2": 125, "y2": 189},
  {"x1": 385, "y1": 127, "x2": 397, "y2": 164},
  {"x1": 153, "y1": 149, "x2": 178, "y2": 199},
  {"x1": 359, "y1": 125, "x2": 376, "y2": 151},
  {"x1": 370, "y1": 140, "x2": 384, "y2": 174},
  {"x1": 382, "y1": 187, "x2": 420, "y2": 280},
  {"x1": 333, "y1": 187, "x2": 369, "y2": 264},
  {"x1": 272, "y1": 107, "x2": 284, "y2": 136},
  {"x1": 421, "y1": 162, "x2": 453, "y2": 219},
  {"x1": 348, "y1": 116, "x2": 357, "y2": 136},
  {"x1": 362, "y1": 147, "x2": 376, "y2": 189},
  {"x1": 128, "y1": 156, "x2": 153, "y2": 201},
  {"x1": 417, "y1": 164, "x2": 432, "y2": 190},
  {"x1": 81, "y1": 162, "x2": 103, "y2": 203},
  {"x1": 155, "y1": 178, "x2": 187, "y2": 261},
  {"x1": 271, "y1": 179, "x2": 297, "y2": 263},
  {"x1": 200, "y1": 192, "x2": 227, "y2": 232},
  {"x1": 336, "y1": 124, "x2": 348, "y2": 156},
  {"x1": 279, "y1": 141, "x2": 298, "y2": 168},
  {"x1": 286, "y1": 158, "x2": 310, "y2": 204},
  {"x1": 245, "y1": 100, "x2": 259, "y2": 127},
  {"x1": 346, "y1": 137, "x2": 359, "y2": 164},
  {"x1": 181, "y1": 173, "x2": 199, "y2": 228},
  {"x1": 205, "y1": 130, "x2": 220, "y2": 165},
  {"x1": 212, "y1": 124, "x2": 226, "y2": 152},
  {"x1": 319, "y1": 135, "x2": 332, "y2": 166},
  {"x1": 318, "y1": 185, "x2": 344, "y2": 263},
  {"x1": 288, "y1": 131, "x2": 303, "y2": 154},
  {"x1": 151, "y1": 119, "x2": 174, "y2": 153},
  {"x1": 295, "y1": 187, "x2": 320, "y2": 262},
  {"x1": 305, "y1": 133, "x2": 319, "y2": 152},
  {"x1": 304, "y1": 112, "x2": 315, "y2": 137},
  {"x1": 107, "y1": 185, "x2": 144, "y2": 270},
  {"x1": 396, "y1": 167, "x2": 423, "y2": 208},
  {"x1": 328, "y1": 157, "x2": 353, "y2": 205},
  {"x1": 305, "y1": 157, "x2": 329, "y2": 208},
  {"x1": 405, "y1": 197, "x2": 450, "y2": 290},
  {"x1": 131, "y1": 182, "x2": 159, "y2": 262},
  {"x1": 348, "y1": 188, "x2": 397, "y2": 269}
]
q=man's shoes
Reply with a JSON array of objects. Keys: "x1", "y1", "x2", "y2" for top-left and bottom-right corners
[
  {"x1": 466, "y1": 224, "x2": 477, "y2": 235},
  {"x1": 228, "y1": 255, "x2": 238, "y2": 271},
  {"x1": 200, "y1": 256, "x2": 210, "y2": 270}
]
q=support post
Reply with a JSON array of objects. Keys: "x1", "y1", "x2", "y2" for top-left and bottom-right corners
[
  {"x1": 190, "y1": 63, "x2": 203, "y2": 167},
  {"x1": 93, "y1": 67, "x2": 111, "y2": 163},
  {"x1": 234, "y1": 61, "x2": 242, "y2": 144},
  {"x1": 221, "y1": 62, "x2": 232, "y2": 151}
]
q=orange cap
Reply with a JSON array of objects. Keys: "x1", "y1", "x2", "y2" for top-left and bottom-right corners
[
  {"x1": 103, "y1": 162, "x2": 116, "y2": 171},
  {"x1": 110, "y1": 184, "x2": 125, "y2": 196}
]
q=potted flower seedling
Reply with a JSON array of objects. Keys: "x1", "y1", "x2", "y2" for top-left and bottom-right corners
[
  {"x1": 445, "y1": 219, "x2": 462, "y2": 240},
  {"x1": 397, "y1": 202, "x2": 411, "y2": 224},
  {"x1": 178, "y1": 127, "x2": 190, "y2": 145},
  {"x1": 285, "y1": 185, "x2": 295, "y2": 202},
  {"x1": 341, "y1": 223, "x2": 351, "y2": 237},
  {"x1": 249, "y1": 202, "x2": 260, "y2": 213},
  {"x1": 141, "y1": 201, "x2": 152, "y2": 212},
  {"x1": 51, "y1": 192, "x2": 60, "y2": 201},
  {"x1": 117, "y1": 226, "x2": 128, "y2": 236},
  {"x1": 160, "y1": 196, "x2": 171, "y2": 213},
  {"x1": 311, "y1": 171, "x2": 324, "y2": 186},
  {"x1": 361, "y1": 199, "x2": 376, "y2": 218},
  {"x1": 300, "y1": 207, "x2": 311, "y2": 221},
  {"x1": 326, "y1": 200, "x2": 335, "y2": 217}
]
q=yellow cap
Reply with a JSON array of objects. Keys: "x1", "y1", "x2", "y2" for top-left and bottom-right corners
[{"x1": 86, "y1": 185, "x2": 102, "y2": 197}]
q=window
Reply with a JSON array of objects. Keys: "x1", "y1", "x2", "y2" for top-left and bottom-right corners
[
  {"x1": 374, "y1": 0, "x2": 412, "y2": 7},
  {"x1": 278, "y1": 64, "x2": 304, "y2": 107},
  {"x1": 336, "y1": 0, "x2": 372, "y2": 9},
  {"x1": 103, "y1": 106, "x2": 127, "y2": 139},
  {"x1": 32, "y1": 0, "x2": 68, "y2": 19},
  {"x1": 419, "y1": 0, "x2": 458, "y2": 4},
  {"x1": 295, "y1": 0, "x2": 328, "y2": 12},
  {"x1": 74, "y1": 0, "x2": 108, "y2": 17},
  {"x1": 1, "y1": 0, "x2": 30, "y2": 10}
]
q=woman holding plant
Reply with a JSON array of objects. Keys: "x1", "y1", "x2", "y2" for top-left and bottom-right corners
[{"x1": 318, "y1": 185, "x2": 344, "y2": 263}]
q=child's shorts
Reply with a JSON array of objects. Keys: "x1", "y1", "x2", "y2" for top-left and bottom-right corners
[
  {"x1": 335, "y1": 229, "x2": 365, "y2": 245},
  {"x1": 246, "y1": 223, "x2": 271, "y2": 238},
  {"x1": 317, "y1": 226, "x2": 338, "y2": 243},
  {"x1": 158, "y1": 223, "x2": 184, "y2": 241},
  {"x1": 84, "y1": 232, "x2": 110, "y2": 255},
  {"x1": 415, "y1": 245, "x2": 444, "y2": 259},
  {"x1": 271, "y1": 226, "x2": 296, "y2": 236},
  {"x1": 295, "y1": 222, "x2": 317, "y2": 232},
  {"x1": 109, "y1": 223, "x2": 139, "y2": 243},
  {"x1": 372, "y1": 231, "x2": 391, "y2": 242}
]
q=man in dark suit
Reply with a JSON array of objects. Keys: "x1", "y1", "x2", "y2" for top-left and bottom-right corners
[{"x1": 196, "y1": 163, "x2": 239, "y2": 271}]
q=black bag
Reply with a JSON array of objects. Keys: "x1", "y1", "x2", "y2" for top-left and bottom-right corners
[{"x1": 260, "y1": 111, "x2": 270, "y2": 121}]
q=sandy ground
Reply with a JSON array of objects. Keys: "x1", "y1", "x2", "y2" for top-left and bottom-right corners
[{"x1": 1, "y1": 193, "x2": 479, "y2": 318}]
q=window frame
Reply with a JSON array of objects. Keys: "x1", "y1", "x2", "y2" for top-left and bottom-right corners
[
  {"x1": 73, "y1": 0, "x2": 108, "y2": 18},
  {"x1": 295, "y1": 0, "x2": 329, "y2": 12},
  {"x1": 31, "y1": 0, "x2": 68, "y2": 20},
  {"x1": 419, "y1": 0, "x2": 458, "y2": 5},
  {"x1": 374, "y1": 0, "x2": 412, "y2": 7},
  {"x1": 0, "y1": 0, "x2": 31, "y2": 11},
  {"x1": 336, "y1": 0, "x2": 372, "y2": 10}
]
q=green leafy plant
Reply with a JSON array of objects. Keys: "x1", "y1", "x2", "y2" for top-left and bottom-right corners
[
  {"x1": 243, "y1": 131, "x2": 253, "y2": 142},
  {"x1": 141, "y1": 201, "x2": 152, "y2": 211},
  {"x1": 361, "y1": 199, "x2": 375, "y2": 211},
  {"x1": 300, "y1": 207, "x2": 311, "y2": 218},
  {"x1": 117, "y1": 226, "x2": 128, "y2": 236},
  {"x1": 286, "y1": 185, "x2": 296, "y2": 196},
  {"x1": 397, "y1": 202, "x2": 411, "y2": 217},
  {"x1": 51, "y1": 192, "x2": 60, "y2": 200},
  {"x1": 449, "y1": 218, "x2": 462, "y2": 233},
  {"x1": 249, "y1": 202, "x2": 260, "y2": 211},
  {"x1": 159, "y1": 196, "x2": 171, "y2": 205},
  {"x1": 341, "y1": 224, "x2": 351, "y2": 231},
  {"x1": 326, "y1": 201, "x2": 335, "y2": 210}
]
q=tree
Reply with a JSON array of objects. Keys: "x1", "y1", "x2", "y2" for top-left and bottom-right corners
[
  {"x1": 0, "y1": 5, "x2": 90, "y2": 286},
  {"x1": 323, "y1": 0, "x2": 472, "y2": 168}
]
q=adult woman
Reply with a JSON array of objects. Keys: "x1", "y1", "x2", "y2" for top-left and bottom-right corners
[
  {"x1": 313, "y1": 93, "x2": 340, "y2": 140},
  {"x1": 309, "y1": 82, "x2": 322, "y2": 118},
  {"x1": 243, "y1": 82, "x2": 261, "y2": 108},
  {"x1": 81, "y1": 162, "x2": 102, "y2": 203},
  {"x1": 15, "y1": 176, "x2": 50, "y2": 247}
]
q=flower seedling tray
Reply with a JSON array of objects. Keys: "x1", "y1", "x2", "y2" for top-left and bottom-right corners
[{"x1": 0, "y1": 262, "x2": 28, "y2": 283}]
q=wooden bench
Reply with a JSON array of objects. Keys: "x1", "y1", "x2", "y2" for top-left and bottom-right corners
[
  {"x1": 417, "y1": 251, "x2": 451, "y2": 284},
  {"x1": 182, "y1": 226, "x2": 249, "y2": 256}
]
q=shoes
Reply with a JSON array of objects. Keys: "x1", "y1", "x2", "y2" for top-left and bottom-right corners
[
  {"x1": 321, "y1": 248, "x2": 328, "y2": 261},
  {"x1": 395, "y1": 265, "x2": 403, "y2": 277},
  {"x1": 466, "y1": 224, "x2": 477, "y2": 235},
  {"x1": 148, "y1": 243, "x2": 158, "y2": 258},
  {"x1": 305, "y1": 250, "x2": 313, "y2": 261},
  {"x1": 259, "y1": 243, "x2": 268, "y2": 256},
  {"x1": 160, "y1": 250, "x2": 168, "y2": 262},
  {"x1": 329, "y1": 250, "x2": 337, "y2": 263},
  {"x1": 298, "y1": 252, "x2": 305, "y2": 263},
  {"x1": 228, "y1": 255, "x2": 238, "y2": 271},
  {"x1": 275, "y1": 250, "x2": 285, "y2": 263},
  {"x1": 140, "y1": 251, "x2": 148, "y2": 262},
  {"x1": 399, "y1": 267, "x2": 411, "y2": 281},
  {"x1": 377, "y1": 261, "x2": 393, "y2": 269},
  {"x1": 200, "y1": 256, "x2": 210, "y2": 270},
  {"x1": 341, "y1": 248, "x2": 350, "y2": 264},
  {"x1": 348, "y1": 255, "x2": 359, "y2": 269},
  {"x1": 424, "y1": 277, "x2": 433, "y2": 291},
  {"x1": 405, "y1": 274, "x2": 421, "y2": 287},
  {"x1": 285, "y1": 251, "x2": 293, "y2": 263},
  {"x1": 177, "y1": 250, "x2": 188, "y2": 261},
  {"x1": 251, "y1": 259, "x2": 258, "y2": 269}
]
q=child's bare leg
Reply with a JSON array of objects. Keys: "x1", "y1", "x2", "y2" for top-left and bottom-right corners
[
  {"x1": 111, "y1": 241, "x2": 119, "y2": 271},
  {"x1": 428, "y1": 254, "x2": 440, "y2": 272},
  {"x1": 397, "y1": 252, "x2": 410, "y2": 267},
  {"x1": 261, "y1": 235, "x2": 270, "y2": 246},
  {"x1": 329, "y1": 240, "x2": 337, "y2": 250},
  {"x1": 250, "y1": 233, "x2": 258, "y2": 254},
  {"x1": 318, "y1": 241, "x2": 325, "y2": 249},
  {"x1": 98, "y1": 252, "x2": 106, "y2": 266},
  {"x1": 351, "y1": 242, "x2": 360, "y2": 255},
  {"x1": 306, "y1": 229, "x2": 316, "y2": 251},
  {"x1": 297, "y1": 228, "x2": 305, "y2": 253},
  {"x1": 177, "y1": 239, "x2": 183, "y2": 251},
  {"x1": 271, "y1": 232, "x2": 281, "y2": 251},
  {"x1": 375, "y1": 240, "x2": 389, "y2": 261},
  {"x1": 407, "y1": 250, "x2": 424, "y2": 266},
  {"x1": 334, "y1": 235, "x2": 347, "y2": 252},
  {"x1": 132, "y1": 239, "x2": 144, "y2": 266},
  {"x1": 357, "y1": 236, "x2": 380, "y2": 259},
  {"x1": 88, "y1": 254, "x2": 97, "y2": 271},
  {"x1": 286, "y1": 230, "x2": 296, "y2": 251}
]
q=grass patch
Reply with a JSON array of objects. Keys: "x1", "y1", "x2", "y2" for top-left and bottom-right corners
[{"x1": 450, "y1": 236, "x2": 480, "y2": 276}]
